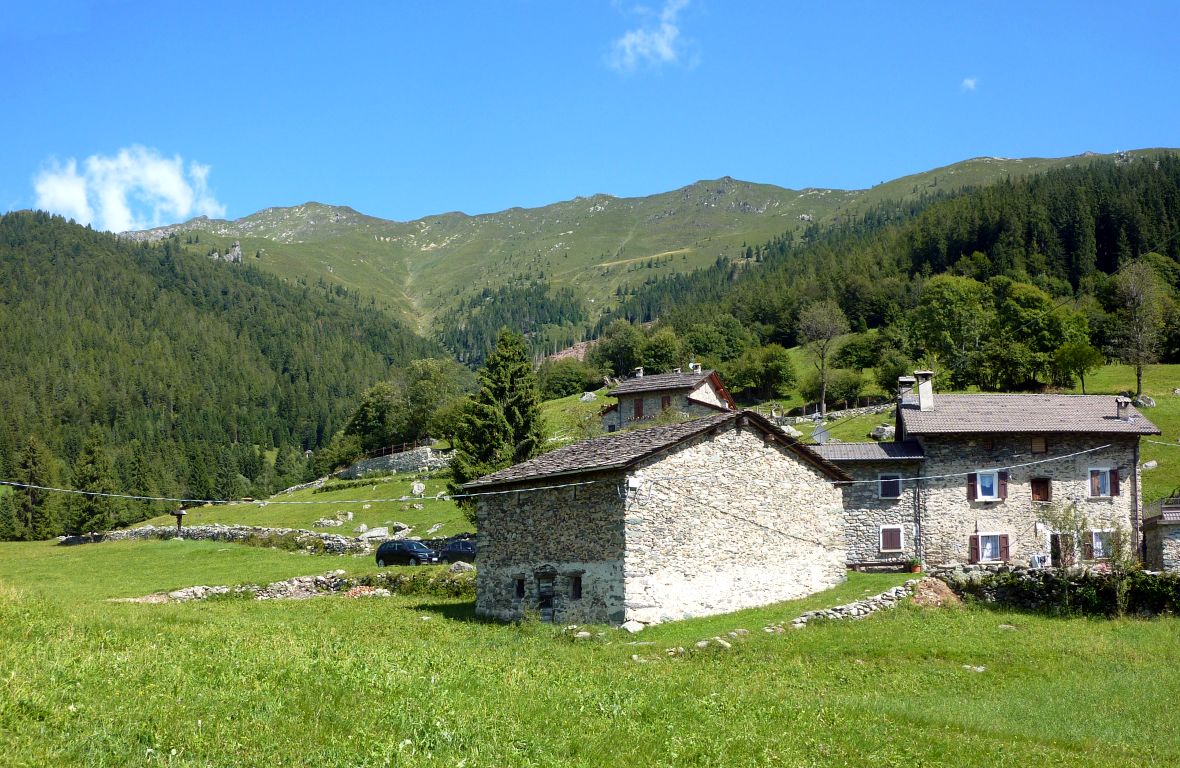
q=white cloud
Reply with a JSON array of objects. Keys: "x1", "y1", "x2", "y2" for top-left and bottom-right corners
[
  {"x1": 961, "y1": 77, "x2": 978, "y2": 92},
  {"x1": 33, "y1": 146, "x2": 226, "y2": 232},
  {"x1": 608, "y1": 0, "x2": 692, "y2": 73}
]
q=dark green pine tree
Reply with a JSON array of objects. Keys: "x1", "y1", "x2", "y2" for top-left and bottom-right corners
[
  {"x1": 13, "y1": 435, "x2": 60, "y2": 540},
  {"x1": 449, "y1": 329, "x2": 545, "y2": 522},
  {"x1": 0, "y1": 490, "x2": 17, "y2": 541},
  {"x1": 65, "y1": 433, "x2": 125, "y2": 535}
]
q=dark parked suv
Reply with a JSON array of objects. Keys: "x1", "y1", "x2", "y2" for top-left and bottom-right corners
[
  {"x1": 439, "y1": 539, "x2": 476, "y2": 564},
  {"x1": 375, "y1": 539, "x2": 439, "y2": 567}
]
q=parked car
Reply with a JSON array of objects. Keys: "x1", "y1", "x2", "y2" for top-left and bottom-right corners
[
  {"x1": 439, "y1": 539, "x2": 476, "y2": 564},
  {"x1": 375, "y1": 539, "x2": 439, "y2": 567}
]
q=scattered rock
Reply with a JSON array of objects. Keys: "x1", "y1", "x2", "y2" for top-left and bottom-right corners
[
  {"x1": 448, "y1": 561, "x2": 475, "y2": 573},
  {"x1": 712, "y1": 637, "x2": 732, "y2": 649},
  {"x1": 362, "y1": 504, "x2": 372, "y2": 510},
  {"x1": 962, "y1": 665, "x2": 986, "y2": 673},
  {"x1": 694, "y1": 640, "x2": 710, "y2": 649},
  {"x1": 353, "y1": 523, "x2": 369, "y2": 534},
  {"x1": 620, "y1": 620, "x2": 645, "y2": 634},
  {"x1": 1133, "y1": 395, "x2": 1156, "y2": 408},
  {"x1": 998, "y1": 624, "x2": 1017, "y2": 631},
  {"x1": 426, "y1": 523, "x2": 444, "y2": 535},
  {"x1": 359, "y1": 527, "x2": 389, "y2": 539},
  {"x1": 412, "y1": 503, "x2": 424, "y2": 510},
  {"x1": 574, "y1": 631, "x2": 593, "y2": 641},
  {"x1": 1142, "y1": 460, "x2": 1159, "y2": 471},
  {"x1": 313, "y1": 518, "x2": 344, "y2": 527},
  {"x1": 870, "y1": 424, "x2": 896, "y2": 441},
  {"x1": 579, "y1": 392, "x2": 598, "y2": 402}
]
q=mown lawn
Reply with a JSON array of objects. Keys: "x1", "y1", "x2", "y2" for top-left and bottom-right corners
[{"x1": 1, "y1": 539, "x2": 1178, "y2": 767}]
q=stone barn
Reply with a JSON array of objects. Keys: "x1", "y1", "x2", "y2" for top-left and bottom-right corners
[{"x1": 464, "y1": 410, "x2": 850, "y2": 627}]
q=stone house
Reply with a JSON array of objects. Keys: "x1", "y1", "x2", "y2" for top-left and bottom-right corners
[
  {"x1": 815, "y1": 371, "x2": 1160, "y2": 569},
  {"x1": 1144, "y1": 505, "x2": 1180, "y2": 571},
  {"x1": 601, "y1": 364, "x2": 736, "y2": 432},
  {"x1": 463, "y1": 410, "x2": 850, "y2": 626}
]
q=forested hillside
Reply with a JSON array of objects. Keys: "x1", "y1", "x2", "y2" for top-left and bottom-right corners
[
  {"x1": 583, "y1": 155, "x2": 1180, "y2": 391},
  {"x1": 0, "y1": 211, "x2": 437, "y2": 536}
]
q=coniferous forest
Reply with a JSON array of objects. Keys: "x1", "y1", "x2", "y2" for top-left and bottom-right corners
[{"x1": 0, "y1": 211, "x2": 437, "y2": 536}]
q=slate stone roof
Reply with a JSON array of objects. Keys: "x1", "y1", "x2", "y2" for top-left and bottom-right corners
[
  {"x1": 1145, "y1": 507, "x2": 1180, "y2": 526},
  {"x1": 812, "y1": 440, "x2": 926, "y2": 462},
  {"x1": 608, "y1": 370, "x2": 713, "y2": 396},
  {"x1": 463, "y1": 410, "x2": 850, "y2": 489},
  {"x1": 899, "y1": 394, "x2": 1160, "y2": 435}
]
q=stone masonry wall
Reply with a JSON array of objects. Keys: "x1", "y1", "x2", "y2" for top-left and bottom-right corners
[
  {"x1": 74, "y1": 524, "x2": 370, "y2": 554},
  {"x1": 605, "y1": 393, "x2": 721, "y2": 431},
  {"x1": 622, "y1": 425, "x2": 846, "y2": 624},
  {"x1": 337, "y1": 447, "x2": 451, "y2": 479},
  {"x1": 475, "y1": 479, "x2": 626, "y2": 624},
  {"x1": 1144, "y1": 524, "x2": 1180, "y2": 571},
  {"x1": 918, "y1": 434, "x2": 1140, "y2": 567},
  {"x1": 838, "y1": 461, "x2": 924, "y2": 564}
]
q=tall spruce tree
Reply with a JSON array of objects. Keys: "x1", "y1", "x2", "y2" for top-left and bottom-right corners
[
  {"x1": 65, "y1": 433, "x2": 125, "y2": 535},
  {"x1": 449, "y1": 329, "x2": 544, "y2": 521},
  {"x1": 13, "y1": 435, "x2": 60, "y2": 540}
]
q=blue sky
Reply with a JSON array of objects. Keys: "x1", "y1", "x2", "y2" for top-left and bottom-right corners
[{"x1": 2, "y1": 1, "x2": 1178, "y2": 231}]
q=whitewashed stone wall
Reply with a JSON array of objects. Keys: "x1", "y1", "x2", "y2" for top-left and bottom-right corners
[
  {"x1": 1144, "y1": 523, "x2": 1180, "y2": 571},
  {"x1": 917, "y1": 434, "x2": 1140, "y2": 566},
  {"x1": 686, "y1": 381, "x2": 727, "y2": 409},
  {"x1": 837, "y1": 461, "x2": 924, "y2": 564},
  {"x1": 475, "y1": 480, "x2": 627, "y2": 623},
  {"x1": 622, "y1": 426, "x2": 846, "y2": 624}
]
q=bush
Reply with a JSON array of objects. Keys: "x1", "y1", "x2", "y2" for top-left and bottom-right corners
[
  {"x1": 799, "y1": 368, "x2": 864, "y2": 408},
  {"x1": 947, "y1": 568, "x2": 1180, "y2": 617}
]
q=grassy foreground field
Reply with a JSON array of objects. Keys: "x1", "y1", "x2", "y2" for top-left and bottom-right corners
[{"x1": 2, "y1": 540, "x2": 1179, "y2": 767}]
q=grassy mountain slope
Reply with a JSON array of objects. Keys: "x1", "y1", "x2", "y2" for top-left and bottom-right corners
[{"x1": 127, "y1": 150, "x2": 1178, "y2": 332}]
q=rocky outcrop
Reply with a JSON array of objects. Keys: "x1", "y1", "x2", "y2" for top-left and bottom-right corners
[{"x1": 337, "y1": 446, "x2": 451, "y2": 479}]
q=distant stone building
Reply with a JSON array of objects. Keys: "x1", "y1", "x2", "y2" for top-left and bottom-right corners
[
  {"x1": 464, "y1": 410, "x2": 850, "y2": 626},
  {"x1": 601, "y1": 364, "x2": 735, "y2": 432},
  {"x1": 1144, "y1": 506, "x2": 1180, "y2": 571},
  {"x1": 815, "y1": 371, "x2": 1160, "y2": 569}
]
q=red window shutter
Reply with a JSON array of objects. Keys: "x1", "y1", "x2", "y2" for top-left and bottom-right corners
[
  {"x1": 661, "y1": 395, "x2": 671, "y2": 410},
  {"x1": 998, "y1": 471, "x2": 1008, "y2": 500},
  {"x1": 966, "y1": 473, "x2": 977, "y2": 501},
  {"x1": 633, "y1": 398, "x2": 643, "y2": 420},
  {"x1": 1110, "y1": 470, "x2": 1120, "y2": 496},
  {"x1": 968, "y1": 534, "x2": 980, "y2": 564},
  {"x1": 999, "y1": 534, "x2": 1010, "y2": 561},
  {"x1": 1081, "y1": 531, "x2": 1094, "y2": 560},
  {"x1": 882, "y1": 528, "x2": 901, "y2": 550}
]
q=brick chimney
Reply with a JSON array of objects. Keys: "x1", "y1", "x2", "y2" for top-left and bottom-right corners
[{"x1": 914, "y1": 370, "x2": 935, "y2": 411}]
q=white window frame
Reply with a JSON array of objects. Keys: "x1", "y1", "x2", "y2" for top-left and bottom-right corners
[
  {"x1": 1091, "y1": 529, "x2": 1113, "y2": 559},
  {"x1": 1088, "y1": 467, "x2": 1112, "y2": 498},
  {"x1": 975, "y1": 470, "x2": 1000, "y2": 501},
  {"x1": 879, "y1": 525, "x2": 905, "y2": 553},
  {"x1": 978, "y1": 532, "x2": 1003, "y2": 562},
  {"x1": 878, "y1": 473, "x2": 902, "y2": 499}
]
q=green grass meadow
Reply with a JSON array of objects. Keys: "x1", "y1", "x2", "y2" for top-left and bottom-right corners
[{"x1": 2, "y1": 539, "x2": 1180, "y2": 767}]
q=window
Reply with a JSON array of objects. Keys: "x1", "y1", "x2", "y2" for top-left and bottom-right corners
[
  {"x1": 981, "y1": 437, "x2": 995, "y2": 451},
  {"x1": 1090, "y1": 530, "x2": 1113, "y2": 559},
  {"x1": 514, "y1": 578, "x2": 525, "y2": 600},
  {"x1": 1030, "y1": 477, "x2": 1052, "y2": 502},
  {"x1": 968, "y1": 470, "x2": 1007, "y2": 501},
  {"x1": 569, "y1": 575, "x2": 583, "y2": 600},
  {"x1": 1089, "y1": 468, "x2": 1119, "y2": 497},
  {"x1": 880, "y1": 526, "x2": 904, "y2": 552},
  {"x1": 969, "y1": 533, "x2": 1010, "y2": 563},
  {"x1": 633, "y1": 397, "x2": 644, "y2": 421},
  {"x1": 1031, "y1": 436, "x2": 1047, "y2": 454},
  {"x1": 660, "y1": 395, "x2": 672, "y2": 411},
  {"x1": 878, "y1": 474, "x2": 902, "y2": 499}
]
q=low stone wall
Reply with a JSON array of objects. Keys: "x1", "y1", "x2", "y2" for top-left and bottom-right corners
[
  {"x1": 1144, "y1": 523, "x2": 1180, "y2": 571},
  {"x1": 338, "y1": 447, "x2": 451, "y2": 479},
  {"x1": 764, "y1": 580, "x2": 919, "y2": 631},
  {"x1": 60, "y1": 524, "x2": 371, "y2": 555}
]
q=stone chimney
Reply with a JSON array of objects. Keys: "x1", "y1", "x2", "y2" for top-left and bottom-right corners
[
  {"x1": 689, "y1": 361, "x2": 702, "y2": 374},
  {"x1": 1116, "y1": 395, "x2": 1132, "y2": 421},
  {"x1": 897, "y1": 375, "x2": 917, "y2": 406},
  {"x1": 634, "y1": 366, "x2": 644, "y2": 378},
  {"x1": 914, "y1": 370, "x2": 935, "y2": 412}
]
